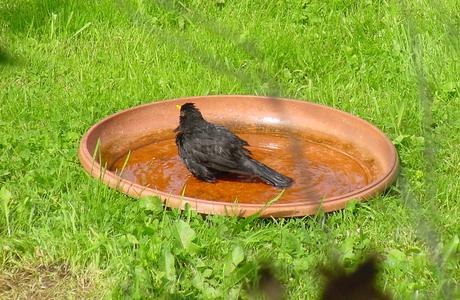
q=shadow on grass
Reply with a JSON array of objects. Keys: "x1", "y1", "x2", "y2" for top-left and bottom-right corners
[{"x1": 0, "y1": 47, "x2": 19, "y2": 66}]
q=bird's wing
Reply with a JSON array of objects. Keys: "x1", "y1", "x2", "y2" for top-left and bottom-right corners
[
  {"x1": 213, "y1": 124, "x2": 249, "y2": 148},
  {"x1": 181, "y1": 126, "x2": 251, "y2": 173}
]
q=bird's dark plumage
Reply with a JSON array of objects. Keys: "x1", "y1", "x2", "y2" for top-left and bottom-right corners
[{"x1": 175, "y1": 103, "x2": 293, "y2": 188}]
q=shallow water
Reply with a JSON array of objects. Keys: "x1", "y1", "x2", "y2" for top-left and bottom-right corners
[{"x1": 110, "y1": 133, "x2": 373, "y2": 204}]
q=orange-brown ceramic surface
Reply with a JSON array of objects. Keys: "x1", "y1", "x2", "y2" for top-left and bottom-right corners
[{"x1": 78, "y1": 95, "x2": 399, "y2": 217}]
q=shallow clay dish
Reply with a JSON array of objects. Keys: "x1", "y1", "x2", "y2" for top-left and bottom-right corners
[{"x1": 78, "y1": 95, "x2": 399, "y2": 217}]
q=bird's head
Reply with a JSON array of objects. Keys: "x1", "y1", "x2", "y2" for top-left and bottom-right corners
[{"x1": 175, "y1": 102, "x2": 205, "y2": 131}]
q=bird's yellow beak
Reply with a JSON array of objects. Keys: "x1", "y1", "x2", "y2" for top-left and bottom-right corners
[{"x1": 175, "y1": 104, "x2": 181, "y2": 111}]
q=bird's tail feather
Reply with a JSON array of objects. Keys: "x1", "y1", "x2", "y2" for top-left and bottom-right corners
[{"x1": 247, "y1": 158, "x2": 293, "y2": 188}]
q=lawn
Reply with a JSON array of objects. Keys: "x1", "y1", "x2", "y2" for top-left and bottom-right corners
[{"x1": 1, "y1": 0, "x2": 459, "y2": 298}]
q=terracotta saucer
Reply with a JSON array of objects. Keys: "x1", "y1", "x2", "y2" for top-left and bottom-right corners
[{"x1": 78, "y1": 95, "x2": 399, "y2": 217}]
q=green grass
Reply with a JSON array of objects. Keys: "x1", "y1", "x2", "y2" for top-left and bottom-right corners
[{"x1": 1, "y1": 0, "x2": 459, "y2": 298}]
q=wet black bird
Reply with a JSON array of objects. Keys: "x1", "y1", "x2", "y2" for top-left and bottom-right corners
[{"x1": 174, "y1": 103, "x2": 293, "y2": 188}]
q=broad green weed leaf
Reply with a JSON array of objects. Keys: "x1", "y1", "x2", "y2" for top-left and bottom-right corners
[
  {"x1": 340, "y1": 238, "x2": 355, "y2": 262},
  {"x1": 224, "y1": 245, "x2": 245, "y2": 275},
  {"x1": 0, "y1": 186, "x2": 12, "y2": 206},
  {"x1": 126, "y1": 234, "x2": 139, "y2": 245},
  {"x1": 223, "y1": 258, "x2": 234, "y2": 276},
  {"x1": 386, "y1": 249, "x2": 407, "y2": 268},
  {"x1": 175, "y1": 220, "x2": 196, "y2": 250},
  {"x1": 192, "y1": 271, "x2": 204, "y2": 290},
  {"x1": 442, "y1": 235, "x2": 459, "y2": 263},
  {"x1": 160, "y1": 247, "x2": 175, "y2": 281},
  {"x1": 232, "y1": 245, "x2": 244, "y2": 266},
  {"x1": 139, "y1": 196, "x2": 163, "y2": 214},
  {"x1": 0, "y1": 186, "x2": 12, "y2": 235}
]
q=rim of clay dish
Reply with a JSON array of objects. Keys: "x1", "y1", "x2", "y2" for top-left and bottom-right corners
[{"x1": 78, "y1": 95, "x2": 399, "y2": 217}]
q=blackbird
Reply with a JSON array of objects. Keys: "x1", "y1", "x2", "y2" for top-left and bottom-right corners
[{"x1": 174, "y1": 103, "x2": 293, "y2": 188}]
